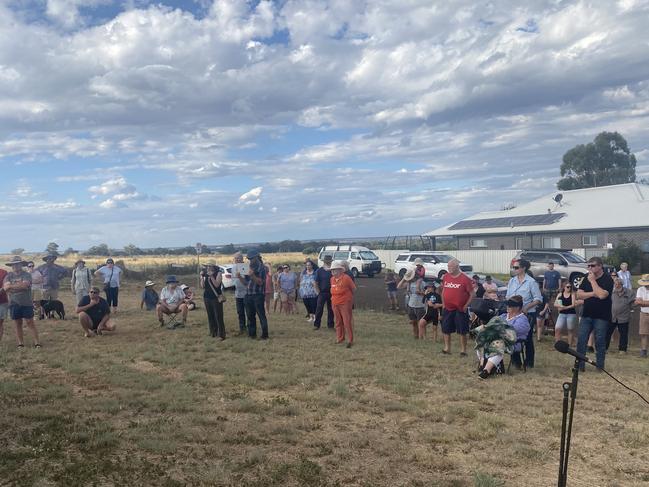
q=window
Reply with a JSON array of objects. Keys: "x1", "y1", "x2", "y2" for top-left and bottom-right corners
[
  {"x1": 359, "y1": 251, "x2": 378, "y2": 260},
  {"x1": 350, "y1": 252, "x2": 359, "y2": 259},
  {"x1": 515, "y1": 237, "x2": 524, "y2": 250},
  {"x1": 395, "y1": 254, "x2": 408, "y2": 262},
  {"x1": 542, "y1": 237, "x2": 561, "y2": 249},
  {"x1": 333, "y1": 251, "x2": 348, "y2": 260},
  {"x1": 583, "y1": 234, "x2": 598, "y2": 246},
  {"x1": 470, "y1": 239, "x2": 487, "y2": 248}
]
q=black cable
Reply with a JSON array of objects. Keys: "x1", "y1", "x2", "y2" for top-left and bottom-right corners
[{"x1": 600, "y1": 367, "x2": 649, "y2": 406}]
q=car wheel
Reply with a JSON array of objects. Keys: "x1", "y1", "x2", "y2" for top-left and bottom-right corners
[
  {"x1": 398, "y1": 268, "x2": 406, "y2": 279},
  {"x1": 571, "y1": 273, "x2": 585, "y2": 289},
  {"x1": 351, "y1": 268, "x2": 359, "y2": 279},
  {"x1": 438, "y1": 270, "x2": 447, "y2": 279}
]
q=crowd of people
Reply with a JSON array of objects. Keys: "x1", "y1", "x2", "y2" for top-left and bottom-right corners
[{"x1": 1, "y1": 251, "x2": 648, "y2": 373}]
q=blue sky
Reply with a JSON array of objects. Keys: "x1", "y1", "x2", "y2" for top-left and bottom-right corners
[{"x1": 1, "y1": 0, "x2": 649, "y2": 251}]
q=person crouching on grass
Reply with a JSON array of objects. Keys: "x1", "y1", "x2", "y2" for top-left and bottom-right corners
[
  {"x1": 157, "y1": 275, "x2": 188, "y2": 329},
  {"x1": 77, "y1": 287, "x2": 114, "y2": 337},
  {"x1": 419, "y1": 282, "x2": 442, "y2": 342},
  {"x1": 397, "y1": 269, "x2": 425, "y2": 338},
  {"x1": 330, "y1": 260, "x2": 356, "y2": 348}
]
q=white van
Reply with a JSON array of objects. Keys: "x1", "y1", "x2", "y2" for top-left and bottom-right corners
[{"x1": 317, "y1": 245, "x2": 383, "y2": 278}]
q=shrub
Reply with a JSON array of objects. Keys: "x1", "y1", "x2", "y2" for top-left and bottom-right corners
[{"x1": 605, "y1": 240, "x2": 644, "y2": 271}]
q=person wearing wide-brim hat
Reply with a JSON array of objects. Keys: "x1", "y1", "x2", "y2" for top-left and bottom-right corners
[
  {"x1": 36, "y1": 253, "x2": 67, "y2": 301},
  {"x1": 330, "y1": 260, "x2": 357, "y2": 348},
  {"x1": 71, "y1": 258, "x2": 92, "y2": 304},
  {"x1": 140, "y1": 280, "x2": 159, "y2": 312},
  {"x1": 398, "y1": 267, "x2": 425, "y2": 338},
  {"x1": 157, "y1": 275, "x2": 188, "y2": 329},
  {"x1": 413, "y1": 258, "x2": 426, "y2": 279},
  {"x1": 3, "y1": 256, "x2": 41, "y2": 349},
  {"x1": 635, "y1": 274, "x2": 649, "y2": 357}
]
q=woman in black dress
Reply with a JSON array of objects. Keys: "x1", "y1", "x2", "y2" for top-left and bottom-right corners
[{"x1": 200, "y1": 263, "x2": 226, "y2": 340}]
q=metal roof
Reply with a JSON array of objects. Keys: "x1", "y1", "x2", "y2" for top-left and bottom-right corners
[{"x1": 423, "y1": 183, "x2": 649, "y2": 237}]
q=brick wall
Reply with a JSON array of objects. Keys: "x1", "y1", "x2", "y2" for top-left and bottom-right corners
[{"x1": 456, "y1": 228, "x2": 649, "y2": 251}]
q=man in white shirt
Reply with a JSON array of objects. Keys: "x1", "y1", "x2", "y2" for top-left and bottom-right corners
[
  {"x1": 635, "y1": 274, "x2": 649, "y2": 358},
  {"x1": 157, "y1": 275, "x2": 188, "y2": 329}
]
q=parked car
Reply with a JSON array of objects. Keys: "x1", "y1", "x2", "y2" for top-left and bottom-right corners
[
  {"x1": 393, "y1": 251, "x2": 473, "y2": 279},
  {"x1": 511, "y1": 249, "x2": 614, "y2": 288},
  {"x1": 317, "y1": 245, "x2": 383, "y2": 278}
]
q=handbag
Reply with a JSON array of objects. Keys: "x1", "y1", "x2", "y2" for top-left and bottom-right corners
[
  {"x1": 104, "y1": 267, "x2": 114, "y2": 292},
  {"x1": 207, "y1": 275, "x2": 226, "y2": 303}
]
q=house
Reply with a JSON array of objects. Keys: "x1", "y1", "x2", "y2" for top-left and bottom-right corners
[{"x1": 423, "y1": 183, "x2": 649, "y2": 251}]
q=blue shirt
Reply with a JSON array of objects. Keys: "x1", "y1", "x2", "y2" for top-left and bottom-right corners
[
  {"x1": 506, "y1": 274, "x2": 542, "y2": 309},
  {"x1": 543, "y1": 270, "x2": 561, "y2": 290}
]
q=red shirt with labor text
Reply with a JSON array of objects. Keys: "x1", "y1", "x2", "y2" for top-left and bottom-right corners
[{"x1": 441, "y1": 272, "x2": 474, "y2": 311}]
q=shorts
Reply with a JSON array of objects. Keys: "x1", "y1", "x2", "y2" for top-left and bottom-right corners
[
  {"x1": 640, "y1": 312, "x2": 649, "y2": 336},
  {"x1": 280, "y1": 291, "x2": 295, "y2": 303},
  {"x1": 387, "y1": 290, "x2": 397, "y2": 299},
  {"x1": 555, "y1": 313, "x2": 577, "y2": 331},
  {"x1": 407, "y1": 306, "x2": 425, "y2": 321},
  {"x1": 422, "y1": 309, "x2": 439, "y2": 325},
  {"x1": 0, "y1": 303, "x2": 7, "y2": 320},
  {"x1": 9, "y1": 304, "x2": 34, "y2": 320},
  {"x1": 442, "y1": 309, "x2": 470, "y2": 335},
  {"x1": 543, "y1": 289, "x2": 558, "y2": 303}
]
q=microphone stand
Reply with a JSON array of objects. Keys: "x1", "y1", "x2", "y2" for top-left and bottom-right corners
[{"x1": 557, "y1": 358, "x2": 580, "y2": 487}]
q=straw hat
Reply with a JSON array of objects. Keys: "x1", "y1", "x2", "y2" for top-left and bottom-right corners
[
  {"x1": 6, "y1": 256, "x2": 28, "y2": 266},
  {"x1": 413, "y1": 258, "x2": 424, "y2": 266},
  {"x1": 330, "y1": 260, "x2": 345, "y2": 271},
  {"x1": 638, "y1": 274, "x2": 649, "y2": 286},
  {"x1": 145, "y1": 280, "x2": 155, "y2": 287}
]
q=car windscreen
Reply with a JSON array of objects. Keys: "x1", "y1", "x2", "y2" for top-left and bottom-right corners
[
  {"x1": 562, "y1": 253, "x2": 586, "y2": 263},
  {"x1": 359, "y1": 251, "x2": 378, "y2": 260},
  {"x1": 432, "y1": 254, "x2": 453, "y2": 263}
]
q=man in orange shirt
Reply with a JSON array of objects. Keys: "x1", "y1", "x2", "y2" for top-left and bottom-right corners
[{"x1": 330, "y1": 261, "x2": 356, "y2": 348}]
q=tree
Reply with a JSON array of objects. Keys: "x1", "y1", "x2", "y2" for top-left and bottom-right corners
[
  {"x1": 10, "y1": 248, "x2": 24, "y2": 255},
  {"x1": 558, "y1": 132, "x2": 637, "y2": 190},
  {"x1": 123, "y1": 244, "x2": 143, "y2": 256},
  {"x1": 46, "y1": 242, "x2": 60, "y2": 255},
  {"x1": 85, "y1": 244, "x2": 110, "y2": 256},
  {"x1": 605, "y1": 240, "x2": 644, "y2": 272}
]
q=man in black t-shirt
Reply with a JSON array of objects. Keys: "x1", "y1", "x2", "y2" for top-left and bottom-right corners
[
  {"x1": 76, "y1": 287, "x2": 114, "y2": 337},
  {"x1": 576, "y1": 257, "x2": 614, "y2": 370},
  {"x1": 313, "y1": 255, "x2": 334, "y2": 330}
]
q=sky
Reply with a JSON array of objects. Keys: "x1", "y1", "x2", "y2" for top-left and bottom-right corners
[{"x1": 1, "y1": 0, "x2": 649, "y2": 251}]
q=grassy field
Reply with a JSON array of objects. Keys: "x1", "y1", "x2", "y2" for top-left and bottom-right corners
[{"x1": 1, "y1": 279, "x2": 649, "y2": 486}]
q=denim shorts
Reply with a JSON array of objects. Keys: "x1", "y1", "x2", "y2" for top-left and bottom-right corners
[{"x1": 10, "y1": 304, "x2": 35, "y2": 320}]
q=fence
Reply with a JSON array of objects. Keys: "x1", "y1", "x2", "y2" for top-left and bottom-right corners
[{"x1": 373, "y1": 249, "x2": 608, "y2": 275}]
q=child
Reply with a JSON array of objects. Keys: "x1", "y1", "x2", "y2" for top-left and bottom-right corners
[
  {"x1": 418, "y1": 282, "x2": 442, "y2": 342},
  {"x1": 536, "y1": 295, "x2": 550, "y2": 342},
  {"x1": 140, "y1": 280, "x2": 159, "y2": 311},
  {"x1": 330, "y1": 260, "x2": 356, "y2": 348},
  {"x1": 272, "y1": 264, "x2": 283, "y2": 313},
  {"x1": 384, "y1": 271, "x2": 399, "y2": 310},
  {"x1": 181, "y1": 284, "x2": 196, "y2": 311}
]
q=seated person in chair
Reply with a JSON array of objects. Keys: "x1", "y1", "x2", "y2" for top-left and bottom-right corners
[
  {"x1": 181, "y1": 284, "x2": 196, "y2": 311},
  {"x1": 157, "y1": 275, "x2": 188, "y2": 329},
  {"x1": 473, "y1": 314, "x2": 517, "y2": 380},
  {"x1": 501, "y1": 295, "x2": 531, "y2": 371}
]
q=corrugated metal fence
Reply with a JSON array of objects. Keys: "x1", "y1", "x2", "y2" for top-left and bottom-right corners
[{"x1": 374, "y1": 248, "x2": 608, "y2": 274}]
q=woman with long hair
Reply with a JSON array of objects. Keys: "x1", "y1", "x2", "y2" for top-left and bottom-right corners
[
  {"x1": 200, "y1": 263, "x2": 226, "y2": 340},
  {"x1": 555, "y1": 281, "x2": 582, "y2": 347}
]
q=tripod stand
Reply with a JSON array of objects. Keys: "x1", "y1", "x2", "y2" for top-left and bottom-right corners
[{"x1": 557, "y1": 358, "x2": 580, "y2": 487}]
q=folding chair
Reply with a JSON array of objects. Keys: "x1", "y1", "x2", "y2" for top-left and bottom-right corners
[
  {"x1": 507, "y1": 339, "x2": 527, "y2": 374},
  {"x1": 162, "y1": 311, "x2": 181, "y2": 329}
]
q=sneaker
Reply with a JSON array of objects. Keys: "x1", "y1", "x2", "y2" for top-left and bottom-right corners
[
  {"x1": 346, "y1": 342, "x2": 353, "y2": 348},
  {"x1": 17, "y1": 343, "x2": 25, "y2": 350},
  {"x1": 478, "y1": 370, "x2": 490, "y2": 380},
  {"x1": 441, "y1": 350, "x2": 450, "y2": 355},
  {"x1": 640, "y1": 349, "x2": 648, "y2": 358}
]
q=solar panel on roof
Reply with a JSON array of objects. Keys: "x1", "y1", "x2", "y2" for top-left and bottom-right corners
[{"x1": 448, "y1": 213, "x2": 566, "y2": 230}]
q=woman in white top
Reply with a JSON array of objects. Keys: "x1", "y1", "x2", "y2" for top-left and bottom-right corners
[
  {"x1": 94, "y1": 258, "x2": 123, "y2": 313},
  {"x1": 618, "y1": 262, "x2": 632, "y2": 290},
  {"x1": 26, "y1": 261, "x2": 43, "y2": 301}
]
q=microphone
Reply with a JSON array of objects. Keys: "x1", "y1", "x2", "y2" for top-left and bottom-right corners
[{"x1": 554, "y1": 340, "x2": 598, "y2": 367}]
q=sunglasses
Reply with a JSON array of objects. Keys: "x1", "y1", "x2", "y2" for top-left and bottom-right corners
[
  {"x1": 90, "y1": 291, "x2": 99, "y2": 294},
  {"x1": 511, "y1": 266, "x2": 520, "y2": 270}
]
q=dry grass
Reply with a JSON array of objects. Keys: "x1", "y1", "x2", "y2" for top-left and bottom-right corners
[{"x1": 1, "y1": 278, "x2": 648, "y2": 486}]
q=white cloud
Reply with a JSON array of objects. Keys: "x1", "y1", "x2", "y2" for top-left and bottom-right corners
[{"x1": 236, "y1": 186, "x2": 263, "y2": 207}]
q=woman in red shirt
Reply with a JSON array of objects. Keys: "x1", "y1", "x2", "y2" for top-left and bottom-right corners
[{"x1": 330, "y1": 261, "x2": 356, "y2": 348}]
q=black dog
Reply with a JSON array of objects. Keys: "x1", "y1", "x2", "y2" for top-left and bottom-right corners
[{"x1": 37, "y1": 299, "x2": 66, "y2": 320}]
